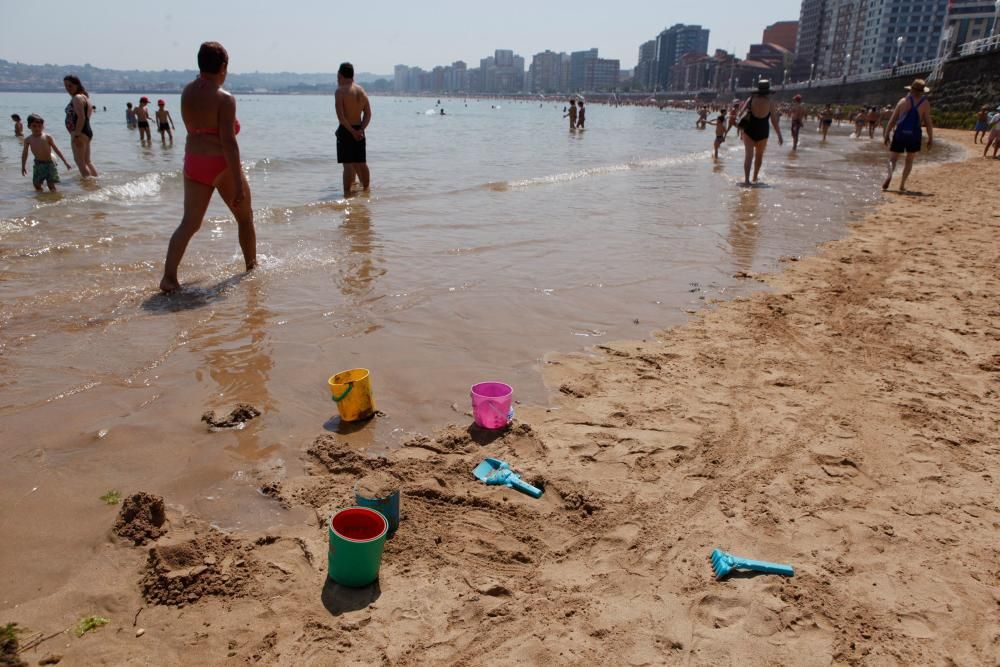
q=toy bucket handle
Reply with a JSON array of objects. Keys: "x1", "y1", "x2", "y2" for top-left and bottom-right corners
[{"x1": 332, "y1": 382, "x2": 354, "y2": 403}]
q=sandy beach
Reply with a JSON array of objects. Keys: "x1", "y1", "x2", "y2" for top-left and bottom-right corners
[{"x1": 3, "y1": 130, "x2": 998, "y2": 666}]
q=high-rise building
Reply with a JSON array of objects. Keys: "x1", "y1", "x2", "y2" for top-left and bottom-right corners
[
  {"x1": 634, "y1": 39, "x2": 658, "y2": 90},
  {"x1": 448, "y1": 61, "x2": 467, "y2": 91},
  {"x1": 530, "y1": 50, "x2": 564, "y2": 93},
  {"x1": 792, "y1": 0, "x2": 826, "y2": 81},
  {"x1": 858, "y1": 0, "x2": 949, "y2": 72},
  {"x1": 569, "y1": 48, "x2": 598, "y2": 91},
  {"x1": 794, "y1": 0, "x2": 950, "y2": 80},
  {"x1": 763, "y1": 21, "x2": 800, "y2": 51},
  {"x1": 393, "y1": 65, "x2": 409, "y2": 92},
  {"x1": 495, "y1": 49, "x2": 514, "y2": 67},
  {"x1": 943, "y1": 0, "x2": 998, "y2": 50},
  {"x1": 654, "y1": 24, "x2": 710, "y2": 90},
  {"x1": 583, "y1": 58, "x2": 621, "y2": 91}
]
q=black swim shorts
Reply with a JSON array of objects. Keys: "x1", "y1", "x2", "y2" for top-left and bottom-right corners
[
  {"x1": 336, "y1": 125, "x2": 366, "y2": 164},
  {"x1": 889, "y1": 130, "x2": 921, "y2": 154}
]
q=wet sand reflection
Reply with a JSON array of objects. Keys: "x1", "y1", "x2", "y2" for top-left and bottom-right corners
[{"x1": 729, "y1": 187, "x2": 762, "y2": 273}]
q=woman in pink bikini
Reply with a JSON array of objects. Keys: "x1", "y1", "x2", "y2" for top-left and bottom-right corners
[{"x1": 160, "y1": 41, "x2": 256, "y2": 293}]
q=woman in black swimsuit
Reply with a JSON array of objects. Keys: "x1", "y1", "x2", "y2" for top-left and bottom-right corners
[
  {"x1": 63, "y1": 74, "x2": 98, "y2": 177},
  {"x1": 737, "y1": 79, "x2": 783, "y2": 186}
]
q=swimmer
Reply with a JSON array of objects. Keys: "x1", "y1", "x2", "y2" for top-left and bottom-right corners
[
  {"x1": 708, "y1": 110, "x2": 728, "y2": 159},
  {"x1": 334, "y1": 61, "x2": 372, "y2": 198},
  {"x1": 11, "y1": 113, "x2": 23, "y2": 137},
  {"x1": 135, "y1": 97, "x2": 154, "y2": 143},
  {"x1": 155, "y1": 99, "x2": 175, "y2": 143}
]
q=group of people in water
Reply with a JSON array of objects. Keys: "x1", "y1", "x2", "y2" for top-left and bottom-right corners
[
  {"x1": 692, "y1": 77, "x2": 938, "y2": 191},
  {"x1": 9, "y1": 41, "x2": 994, "y2": 295},
  {"x1": 125, "y1": 97, "x2": 177, "y2": 144}
]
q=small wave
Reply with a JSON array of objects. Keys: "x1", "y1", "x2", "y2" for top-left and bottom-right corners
[
  {"x1": 0, "y1": 216, "x2": 42, "y2": 236},
  {"x1": 79, "y1": 173, "x2": 166, "y2": 204},
  {"x1": 494, "y1": 150, "x2": 709, "y2": 190}
]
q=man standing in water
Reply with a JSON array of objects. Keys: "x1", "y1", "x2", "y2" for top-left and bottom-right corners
[
  {"x1": 334, "y1": 62, "x2": 372, "y2": 198},
  {"x1": 882, "y1": 79, "x2": 933, "y2": 192}
]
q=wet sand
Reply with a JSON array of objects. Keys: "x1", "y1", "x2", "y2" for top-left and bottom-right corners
[{"x1": 3, "y1": 131, "x2": 998, "y2": 665}]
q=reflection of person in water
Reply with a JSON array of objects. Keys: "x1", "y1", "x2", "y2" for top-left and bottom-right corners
[
  {"x1": 729, "y1": 187, "x2": 762, "y2": 274},
  {"x1": 197, "y1": 278, "x2": 279, "y2": 461},
  {"x1": 338, "y1": 203, "x2": 385, "y2": 302}
]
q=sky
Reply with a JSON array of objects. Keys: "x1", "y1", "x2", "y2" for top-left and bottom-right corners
[{"x1": 0, "y1": 0, "x2": 802, "y2": 74}]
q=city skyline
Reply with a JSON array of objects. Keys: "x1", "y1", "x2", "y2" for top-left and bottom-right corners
[{"x1": 0, "y1": 0, "x2": 801, "y2": 74}]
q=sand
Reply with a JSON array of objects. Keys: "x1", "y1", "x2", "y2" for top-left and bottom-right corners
[{"x1": 3, "y1": 133, "x2": 998, "y2": 665}]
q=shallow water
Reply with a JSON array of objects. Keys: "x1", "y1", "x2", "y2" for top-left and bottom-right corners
[{"x1": 0, "y1": 93, "x2": 957, "y2": 599}]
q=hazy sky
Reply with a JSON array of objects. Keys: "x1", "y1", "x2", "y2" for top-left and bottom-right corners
[{"x1": 1, "y1": 0, "x2": 802, "y2": 74}]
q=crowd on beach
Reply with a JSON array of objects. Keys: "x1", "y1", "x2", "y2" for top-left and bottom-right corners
[{"x1": 7, "y1": 41, "x2": 1000, "y2": 295}]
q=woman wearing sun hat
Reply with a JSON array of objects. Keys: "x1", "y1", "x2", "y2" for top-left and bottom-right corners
[
  {"x1": 736, "y1": 79, "x2": 783, "y2": 185},
  {"x1": 882, "y1": 78, "x2": 933, "y2": 192}
]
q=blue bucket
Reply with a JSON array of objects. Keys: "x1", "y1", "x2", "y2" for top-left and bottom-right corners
[{"x1": 354, "y1": 476, "x2": 400, "y2": 538}]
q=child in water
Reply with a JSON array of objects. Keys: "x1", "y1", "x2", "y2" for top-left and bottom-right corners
[
  {"x1": 155, "y1": 99, "x2": 175, "y2": 143},
  {"x1": 135, "y1": 97, "x2": 154, "y2": 143},
  {"x1": 125, "y1": 102, "x2": 137, "y2": 129},
  {"x1": 708, "y1": 110, "x2": 728, "y2": 159},
  {"x1": 20, "y1": 114, "x2": 72, "y2": 191},
  {"x1": 11, "y1": 114, "x2": 23, "y2": 137}
]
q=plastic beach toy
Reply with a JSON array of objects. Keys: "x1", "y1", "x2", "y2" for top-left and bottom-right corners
[
  {"x1": 471, "y1": 382, "x2": 514, "y2": 430},
  {"x1": 710, "y1": 548, "x2": 794, "y2": 580},
  {"x1": 328, "y1": 368, "x2": 375, "y2": 422},
  {"x1": 328, "y1": 507, "x2": 388, "y2": 587},
  {"x1": 472, "y1": 458, "x2": 543, "y2": 498}
]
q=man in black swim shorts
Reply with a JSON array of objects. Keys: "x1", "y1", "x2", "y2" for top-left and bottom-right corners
[{"x1": 334, "y1": 62, "x2": 372, "y2": 198}]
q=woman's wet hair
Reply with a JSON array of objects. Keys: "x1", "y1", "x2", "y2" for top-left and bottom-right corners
[
  {"x1": 198, "y1": 41, "x2": 229, "y2": 74},
  {"x1": 63, "y1": 75, "x2": 88, "y2": 97}
]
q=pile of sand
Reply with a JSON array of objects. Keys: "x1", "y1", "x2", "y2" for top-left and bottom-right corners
[
  {"x1": 201, "y1": 404, "x2": 261, "y2": 429},
  {"x1": 140, "y1": 532, "x2": 258, "y2": 607},
  {"x1": 113, "y1": 492, "x2": 166, "y2": 546}
]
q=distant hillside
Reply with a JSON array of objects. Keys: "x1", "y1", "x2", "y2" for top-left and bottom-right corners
[{"x1": 0, "y1": 59, "x2": 393, "y2": 93}]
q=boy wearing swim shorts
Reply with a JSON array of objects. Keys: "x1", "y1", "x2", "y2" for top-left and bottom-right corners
[
  {"x1": 20, "y1": 114, "x2": 73, "y2": 191},
  {"x1": 135, "y1": 97, "x2": 154, "y2": 143},
  {"x1": 155, "y1": 99, "x2": 175, "y2": 143}
]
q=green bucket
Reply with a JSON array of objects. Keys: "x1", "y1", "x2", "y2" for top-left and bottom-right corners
[{"x1": 328, "y1": 507, "x2": 388, "y2": 587}]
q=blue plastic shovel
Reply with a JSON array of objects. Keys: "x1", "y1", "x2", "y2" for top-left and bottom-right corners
[
  {"x1": 710, "y1": 548, "x2": 794, "y2": 580},
  {"x1": 472, "y1": 458, "x2": 543, "y2": 498}
]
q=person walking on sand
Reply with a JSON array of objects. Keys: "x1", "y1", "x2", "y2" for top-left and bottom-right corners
[
  {"x1": 973, "y1": 106, "x2": 989, "y2": 144},
  {"x1": 21, "y1": 114, "x2": 73, "y2": 192},
  {"x1": 334, "y1": 62, "x2": 372, "y2": 199},
  {"x1": 882, "y1": 79, "x2": 933, "y2": 192},
  {"x1": 160, "y1": 42, "x2": 256, "y2": 293},
  {"x1": 736, "y1": 79, "x2": 782, "y2": 186},
  {"x1": 983, "y1": 110, "x2": 1000, "y2": 158},
  {"x1": 63, "y1": 75, "x2": 98, "y2": 177},
  {"x1": 789, "y1": 95, "x2": 804, "y2": 150},
  {"x1": 155, "y1": 99, "x2": 176, "y2": 144},
  {"x1": 564, "y1": 98, "x2": 577, "y2": 130}
]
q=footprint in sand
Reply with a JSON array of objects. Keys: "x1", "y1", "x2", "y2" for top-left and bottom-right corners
[{"x1": 694, "y1": 594, "x2": 751, "y2": 629}]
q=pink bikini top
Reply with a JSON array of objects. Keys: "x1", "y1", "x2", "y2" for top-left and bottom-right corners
[{"x1": 189, "y1": 119, "x2": 241, "y2": 136}]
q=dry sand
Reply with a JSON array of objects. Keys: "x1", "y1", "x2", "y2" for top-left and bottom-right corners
[{"x1": 3, "y1": 132, "x2": 999, "y2": 666}]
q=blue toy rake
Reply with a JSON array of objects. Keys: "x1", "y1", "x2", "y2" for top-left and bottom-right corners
[{"x1": 710, "y1": 548, "x2": 794, "y2": 580}]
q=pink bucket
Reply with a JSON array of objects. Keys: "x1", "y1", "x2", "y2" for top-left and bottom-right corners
[{"x1": 471, "y1": 382, "x2": 514, "y2": 430}]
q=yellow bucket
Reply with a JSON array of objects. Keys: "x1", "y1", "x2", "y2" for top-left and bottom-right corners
[{"x1": 328, "y1": 368, "x2": 376, "y2": 422}]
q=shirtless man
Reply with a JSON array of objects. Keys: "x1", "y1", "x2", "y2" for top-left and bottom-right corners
[
  {"x1": 334, "y1": 62, "x2": 372, "y2": 198},
  {"x1": 789, "y1": 95, "x2": 805, "y2": 150}
]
